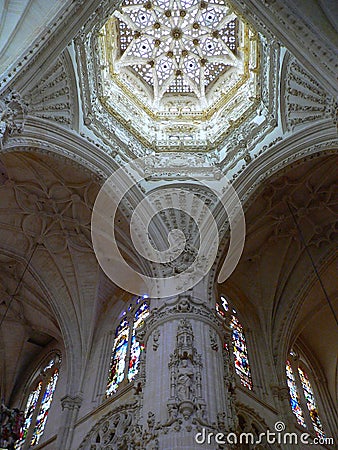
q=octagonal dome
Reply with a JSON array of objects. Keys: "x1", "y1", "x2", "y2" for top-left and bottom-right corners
[{"x1": 95, "y1": 0, "x2": 259, "y2": 151}]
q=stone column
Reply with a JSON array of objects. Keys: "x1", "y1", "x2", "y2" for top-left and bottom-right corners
[
  {"x1": 136, "y1": 279, "x2": 237, "y2": 450},
  {"x1": 271, "y1": 384, "x2": 296, "y2": 450},
  {"x1": 56, "y1": 394, "x2": 82, "y2": 450}
]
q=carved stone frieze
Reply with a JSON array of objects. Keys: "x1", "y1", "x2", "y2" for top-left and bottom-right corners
[
  {"x1": 78, "y1": 400, "x2": 183, "y2": 449},
  {"x1": 142, "y1": 152, "x2": 222, "y2": 181}
]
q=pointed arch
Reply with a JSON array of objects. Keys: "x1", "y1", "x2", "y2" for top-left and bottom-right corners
[
  {"x1": 15, "y1": 353, "x2": 61, "y2": 449},
  {"x1": 286, "y1": 350, "x2": 325, "y2": 438}
]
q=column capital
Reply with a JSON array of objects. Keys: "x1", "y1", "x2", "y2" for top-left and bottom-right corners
[
  {"x1": 270, "y1": 384, "x2": 290, "y2": 401},
  {"x1": 61, "y1": 394, "x2": 83, "y2": 411}
]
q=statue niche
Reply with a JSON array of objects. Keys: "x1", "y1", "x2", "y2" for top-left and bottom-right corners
[{"x1": 167, "y1": 319, "x2": 205, "y2": 421}]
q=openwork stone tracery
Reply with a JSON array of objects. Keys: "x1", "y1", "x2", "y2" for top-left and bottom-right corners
[
  {"x1": 111, "y1": 0, "x2": 239, "y2": 106},
  {"x1": 78, "y1": 0, "x2": 262, "y2": 152}
]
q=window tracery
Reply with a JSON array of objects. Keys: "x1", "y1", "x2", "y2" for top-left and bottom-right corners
[
  {"x1": 216, "y1": 295, "x2": 253, "y2": 390},
  {"x1": 297, "y1": 366, "x2": 324, "y2": 437},
  {"x1": 285, "y1": 359, "x2": 306, "y2": 427},
  {"x1": 106, "y1": 296, "x2": 150, "y2": 397},
  {"x1": 286, "y1": 351, "x2": 325, "y2": 438},
  {"x1": 15, "y1": 353, "x2": 61, "y2": 449}
]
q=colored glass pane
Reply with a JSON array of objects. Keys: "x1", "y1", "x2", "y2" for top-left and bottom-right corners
[
  {"x1": 15, "y1": 382, "x2": 42, "y2": 449},
  {"x1": 298, "y1": 366, "x2": 324, "y2": 437},
  {"x1": 215, "y1": 302, "x2": 225, "y2": 318},
  {"x1": 220, "y1": 295, "x2": 229, "y2": 311},
  {"x1": 286, "y1": 360, "x2": 306, "y2": 427},
  {"x1": 128, "y1": 302, "x2": 150, "y2": 381},
  {"x1": 230, "y1": 314, "x2": 253, "y2": 390},
  {"x1": 106, "y1": 318, "x2": 130, "y2": 396},
  {"x1": 31, "y1": 369, "x2": 59, "y2": 445}
]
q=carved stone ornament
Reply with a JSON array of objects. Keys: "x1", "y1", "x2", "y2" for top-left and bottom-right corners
[
  {"x1": 166, "y1": 319, "x2": 207, "y2": 426},
  {"x1": 78, "y1": 403, "x2": 139, "y2": 450},
  {"x1": 222, "y1": 328, "x2": 238, "y2": 431},
  {"x1": 78, "y1": 401, "x2": 164, "y2": 450},
  {"x1": 281, "y1": 54, "x2": 336, "y2": 133},
  {"x1": 152, "y1": 328, "x2": 160, "y2": 351},
  {"x1": 23, "y1": 52, "x2": 78, "y2": 129},
  {"x1": 236, "y1": 404, "x2": 275, "y2": 449},
  {"x1": 0, "y1": 91, "x2": 27, "y2": 148},
  {"x1": 209, "y1": 328, "x2": 219, "y2": 351},
  {"x1": 74, "y1": 8, "x2": 279, "y2": 169},
  {"x1": 139, "y1": 294, "x2": 224, "y2": 346}
]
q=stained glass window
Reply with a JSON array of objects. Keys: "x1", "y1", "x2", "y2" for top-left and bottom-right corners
[
  {"x1": 15, "y1": 354, "x2": 60, "y2": 449},
  {"x1": 230, "y1": 314, "x2": 252, "y2": 390},
  {"x1": 16, "y1": 382, "x2": 42, "y2": 447},
  {"x1": 106, "y1": 318, "x2": 130, "y2": 396},
  {"x1": 286, "y1": 360, "x2": 306, "y2": 427},
  {"x1": 31, "y1": 369, "x2": 59, "y2": 445},
  {"x1": 106, "y1": 296, "x2": 150, "y2": 397},
  {"x1": 298, "y1": 366, "x2": 325, "y2": 437},
  {"x1": 216, "y1": 295, "x2": 253, "y2": 390},
  {"x1": 286, "y1": 351, "x2": 325, "y2": 438},
  {"x1": 128, "y1": 302, "x2": 150, "y2": 381}
]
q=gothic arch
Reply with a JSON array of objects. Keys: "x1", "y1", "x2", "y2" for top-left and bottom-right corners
[{"x1": 0, "y1": 149, "x2": 101, "y2": 398}]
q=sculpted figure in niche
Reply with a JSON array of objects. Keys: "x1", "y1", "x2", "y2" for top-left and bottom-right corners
[{"x1": 177, "y1": 358, "x2": 194, "y2": 402}]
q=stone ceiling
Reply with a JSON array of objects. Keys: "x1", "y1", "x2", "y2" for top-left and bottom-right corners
[
  {"x1": 94, "y1": 0, "x2": 259, "y2": 151},
  {"x1": 219, "y1": 153, "x2": 338, "y2": 402},
  {"x1": 76, "y1": 0, "x2": 278, "y2": 154}
]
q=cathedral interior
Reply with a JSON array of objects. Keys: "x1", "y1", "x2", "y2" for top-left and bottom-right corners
[{"x1": 0, "y1": 0, "x2": 337, "y2": 449}]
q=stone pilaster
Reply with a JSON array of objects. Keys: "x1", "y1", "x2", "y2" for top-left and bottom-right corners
[{"x1": 57, "y1": 394, "x2": 82, "y2": 450}]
